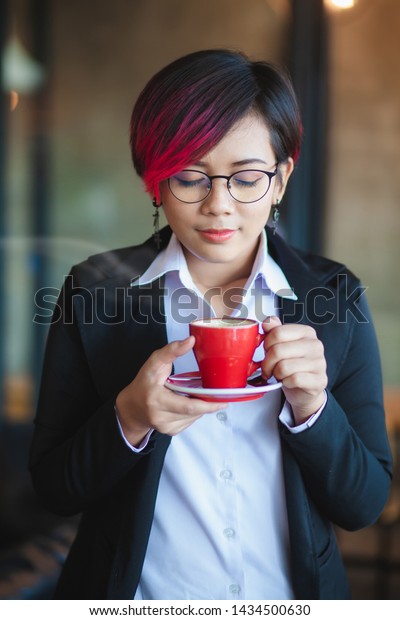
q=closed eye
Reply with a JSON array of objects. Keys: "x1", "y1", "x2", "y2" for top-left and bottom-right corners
[
  {"x1": 232, "y1": 178, "x2": 258, "y2": 187},
  {"x1": 231, "y1": 172, "x2": 264, "y2": 188},
  {"x1": 172, "y1": 172, "x2": 209, "y2": 189},
  {"x1": 176, "y1": 178, "x2": 206, "y2": 188}
]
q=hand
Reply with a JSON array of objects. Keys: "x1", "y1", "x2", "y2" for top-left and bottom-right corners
[
  {"x1": 261, "y1": 316, "x2": 327, "y2": 424},
  {"x1": 116, "y1": 336, "x2": 227, "y2": 446}
]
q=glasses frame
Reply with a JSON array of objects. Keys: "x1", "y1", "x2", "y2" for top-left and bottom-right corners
[{"x1": 167, "y1": 166, "x2": 279, "y2": 204}]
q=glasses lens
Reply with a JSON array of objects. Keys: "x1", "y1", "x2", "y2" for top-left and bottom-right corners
[
  {"x1": 169, "y1": 170, "x2": 210, "y2": 203},
  {"x1": 228, "y1": 170, "x2": 271, "y2": 203}
]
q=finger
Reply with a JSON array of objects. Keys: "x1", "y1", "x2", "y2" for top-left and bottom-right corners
[
  {"x1": 156, "y1": 412, "x2": 205, "y2": 437},
  {"x1": 261, "y1": 337, "x2": 325, "y2": 379},
  {"x1": 154, "y1": 336, "x2": 195, "y2": 365},
  {"x1": 162, "y1": 388, "x2": 229, "y2": 416},
  {"x1": 268, "y1": 357, "x2": 327, "y2": 384},
  {"x1": 150, "y1": 393, "x2": 228, "y2": 435},
  {"x1": 265, "y1": 324, "x2": 318, "y2": 348},
  {"x1": 281, "y1": 371, "x2": 328, "y2": 393},
  {"x1": 261, "y1": 315, "x2": 282, "y2": 334},
  {"x1": 265, "y1": 337, "x2": 324, "y2": 365},
  {"x1": 145, "y1": 337, "x2": 195, "y2": 383}
]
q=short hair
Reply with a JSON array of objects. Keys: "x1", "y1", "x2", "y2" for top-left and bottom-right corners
[{"x1": 130, "y1": 49, "x2": 303, "y2": 203}]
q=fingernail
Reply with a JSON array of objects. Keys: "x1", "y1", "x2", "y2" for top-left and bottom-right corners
[{"x1": 264, "y1": 316, "x2": 278, "y2": 324}]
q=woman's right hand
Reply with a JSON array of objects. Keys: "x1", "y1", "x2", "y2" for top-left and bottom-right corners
[{"x1": 115, "y1": 336, "x2": 226, "y2": 447}]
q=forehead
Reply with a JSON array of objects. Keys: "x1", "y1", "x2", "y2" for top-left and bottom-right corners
[{"x1": 197, "y1": 112, "x2": 275, "y2": 167}]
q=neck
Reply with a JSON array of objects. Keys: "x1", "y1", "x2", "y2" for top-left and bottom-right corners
[{"x1": 183, "y1": 246, "x2": 258, "y2": 293}]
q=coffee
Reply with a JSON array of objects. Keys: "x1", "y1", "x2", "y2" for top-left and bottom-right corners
[{"x1": 193, "y1": 318, "x2": 255, "y2": 329}]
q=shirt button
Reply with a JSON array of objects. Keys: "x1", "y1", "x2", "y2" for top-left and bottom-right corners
[
  {"x1": 220, "y1": 469, "x2": 232, "y2": 480},
  {"x1": 223, "y1": 528, "x2": 235, "y2": 539},
  {"x1": 216, "y1": 411, "x2": 227, "y2": 422},
  {"x1": 229, "y1": 584, "x2": 241, "y2": 594}
]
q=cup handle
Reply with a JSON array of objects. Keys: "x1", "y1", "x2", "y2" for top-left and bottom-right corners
[{"x1": 247, "y1": 332, "x2": 266, "y2": 377}]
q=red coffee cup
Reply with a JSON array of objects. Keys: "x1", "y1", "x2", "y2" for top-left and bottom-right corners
[{"x1": 189, "y1": 318, "x2": 265, "y2": 388}]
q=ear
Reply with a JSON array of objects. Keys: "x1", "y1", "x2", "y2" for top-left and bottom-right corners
[{"x1": 274, "y1": 157, "x2": 294, "y2": 202}]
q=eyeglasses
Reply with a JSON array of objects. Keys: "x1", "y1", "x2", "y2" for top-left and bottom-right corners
[{"x1": 167, "y1": 167, "x2": 278, "y2": 204}]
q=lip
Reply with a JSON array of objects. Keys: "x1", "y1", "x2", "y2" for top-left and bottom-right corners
[{"x1": 198, "y1": 229, "x2": 238, "y2": 243}]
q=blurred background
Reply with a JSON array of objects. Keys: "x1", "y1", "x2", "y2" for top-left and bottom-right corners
[{"x1": 0, "y1": 0, "x2": 399, "y2": 600}]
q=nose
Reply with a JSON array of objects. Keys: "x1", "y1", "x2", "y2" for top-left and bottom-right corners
[{"x1": 200, "y1": 178, "x2": 235, "y2": 215}]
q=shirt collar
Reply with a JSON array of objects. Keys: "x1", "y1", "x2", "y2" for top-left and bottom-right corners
[
  {"x1": 251, "y1": 231, "x2": 298, "y2": 300},
  {"x1": 130, "y1": 233, "x2": 193, "y2": 289},
  {"x1": 131, "y1": 230, "x2": 297, "y2": 300}
]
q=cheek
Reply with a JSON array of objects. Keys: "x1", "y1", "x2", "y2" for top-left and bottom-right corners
[
  {"x1": 162, "y1": 205, "x2": 192, "y2": 234},
  {"x1": 242, "y1": 204, "x2": 271, "y2": 227}
]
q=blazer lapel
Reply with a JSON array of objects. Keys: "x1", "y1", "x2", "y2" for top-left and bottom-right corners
[
  {"x1": 266, "y1": 228, "x2": 351, "y2": 599},
  {"x1": 267, "y1": 228, "x2": 353, "y2": 390}
]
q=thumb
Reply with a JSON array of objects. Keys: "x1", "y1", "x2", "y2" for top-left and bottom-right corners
[
  {"x1": 151, "y1": 336, "x2": 195, "y2": 377},
  {"x1": 262, "y1": 315, "x2": 282, "y2": 334}
]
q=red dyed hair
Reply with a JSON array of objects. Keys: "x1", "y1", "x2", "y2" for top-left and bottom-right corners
[{"x1": 130, "y1": 50, "x2": 303, "y2": 204}]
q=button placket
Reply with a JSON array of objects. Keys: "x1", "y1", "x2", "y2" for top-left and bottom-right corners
[
  {"x1": 219, "y1": 468, "x2": 233, "y2": 481},
  {"x1": 213, "y1": 408, "x2": 244, "y2": 599},
  {"x1": 216, "y1": 410, "x2": 227, "y2": 422}
]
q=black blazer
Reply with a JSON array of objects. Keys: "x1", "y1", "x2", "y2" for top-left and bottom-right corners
[{"x1": 30, "y1": 226, "x2": 392, "y2": 600}]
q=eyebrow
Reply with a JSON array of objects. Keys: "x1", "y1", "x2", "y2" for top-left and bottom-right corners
[
  {"x1": 232, "y1": 158, "x2": 269, "y2": 166},
  {"x1": 194, "y1": 158, "x2": 269, "y2": 167}
]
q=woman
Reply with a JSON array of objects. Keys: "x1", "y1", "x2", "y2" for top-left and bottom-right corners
[{"x1": 30, "y1": 49, "x2": 392, "y2": 600}]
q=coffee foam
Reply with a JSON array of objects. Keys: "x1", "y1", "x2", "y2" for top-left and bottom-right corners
[{"x1": 191, "y1": 318, "x2": 255, "y2": 328}]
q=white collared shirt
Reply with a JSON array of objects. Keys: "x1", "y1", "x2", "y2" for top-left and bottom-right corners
[{"x1": 127, "y1": 232, "x2": 323, "y2": 600}]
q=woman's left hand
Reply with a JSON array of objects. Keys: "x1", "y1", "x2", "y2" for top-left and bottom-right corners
[{"x1": 261, "y1": 316, "x2": 328, "y2": 425}]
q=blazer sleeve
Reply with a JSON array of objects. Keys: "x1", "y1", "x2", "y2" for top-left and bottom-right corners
[
  {"x1": 280, "y1": 289, "x2": 393, "y2": 531},
  {"x1": 29, "y1": 269, "x2": 155, "y2": 517}
]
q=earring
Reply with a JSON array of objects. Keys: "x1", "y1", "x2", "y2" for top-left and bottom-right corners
[
  {"x1": 152, "y1": 198, "x2": 161, "y2": 249},
  {"x1": 272, "y1": 199, "x2": 281, "y2": 235}
]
